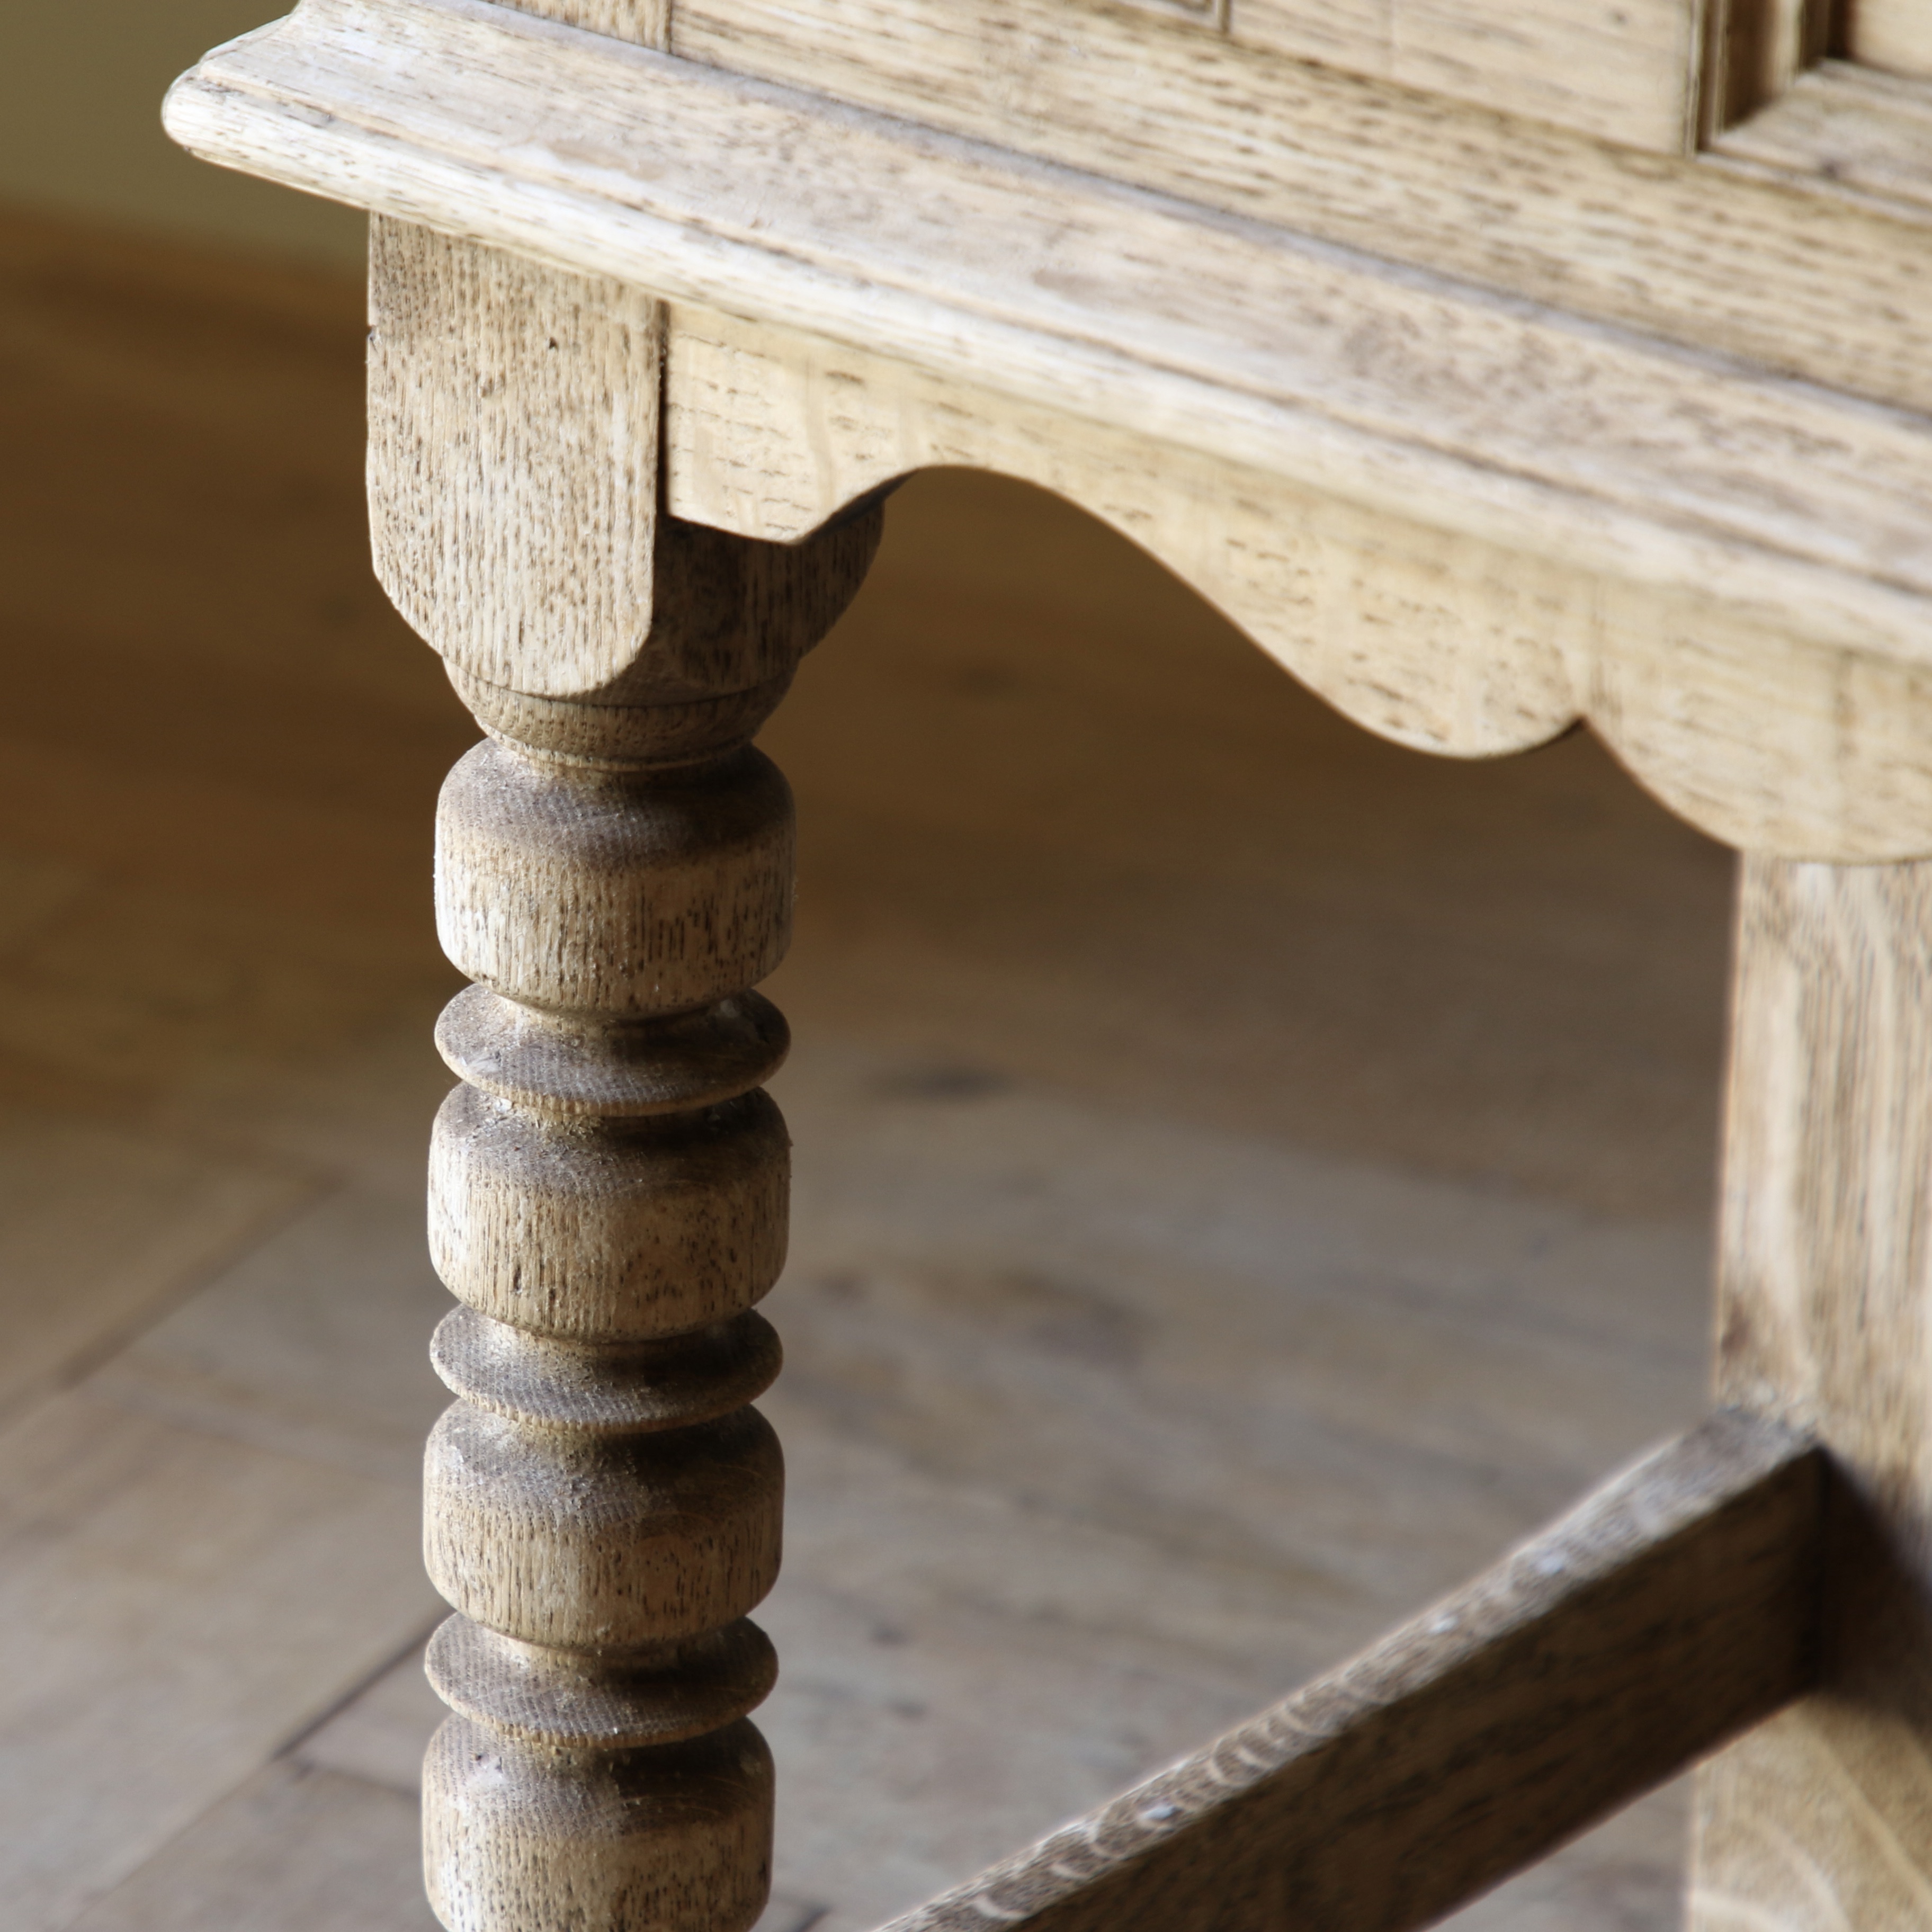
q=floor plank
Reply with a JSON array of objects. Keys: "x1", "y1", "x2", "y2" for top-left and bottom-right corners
[
  {"x1": 0, "y1": 1101, "x2": 307, "y2": 1426},
  {"x1": 65, "y1": 1762, "x2": 438, "y2": 1932},
  {"x1": 296, "y1": 1648, "x2": 449, "y2": 1796},
  {"x1": 90, "y1": 1184, "x2": 456, "y2": 1487},
  {"x1": 281, "y1": 1038, "x2": 1709, "y2": 1931},
  {"x1": 758, "y1": 1041, "x2": 1710, "y2": 1929},
  {"x1": 0, "y1": 1391, "x2": 440, "y2": 1929}
]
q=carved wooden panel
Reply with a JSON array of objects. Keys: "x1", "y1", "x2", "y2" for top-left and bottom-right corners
[
  {"x1": 1848, "y1": 0, "x2": 1932, "y2": 80},
  {"x1": 1120, "y1": 0, "x2": 1228, "y2": 28},
  {"x1": 1703, "y1": 0, "x2": 1829, "y2": 129},
  {"x1": 1711, "y1": 59, "x2": 1932, "y2": 211},
  {"x1": 1232, "y1": 0, "x2": 1705, "y2": 150},
  {"x1": 710, "y1": 0, "x2": 1705, "y2": 150}
]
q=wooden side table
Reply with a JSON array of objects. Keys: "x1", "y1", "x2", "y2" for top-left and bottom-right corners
[{"x1": 166, "y1": 4, "x2": 1932, "y2": 1927}]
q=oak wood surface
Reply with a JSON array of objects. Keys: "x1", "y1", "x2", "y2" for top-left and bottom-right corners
[
  {"x1": 368, "y1": 214, "x2": 881, "y2": 709},
  {"x1": 1712, "y1": 59, "x2": 1932, "y2": 211},
  {"x1": 362, "y1": 0, "x2": 884, "y2": 1910},
  {"x1": 163, "y1": 0, "x2": 1932, "y2": 864},
  {"x1": 1229, "y1": 0, "x2": 1703, "y2": 150},
  {"x1": 366, "y1": 220, "x2": 666, "y2": 697},
  {"x1": 163, "y1": 0, "x2": 1932, "y2": 665},
  {"x1": 666, "y1": 305, "x2": 1932, "y2": 863},
  {"x1": 664, "y1": 0, "x2": 1932, "y2": 417},
  {"x1": 1691, "y1": 858, "x2": 1932, "y2": 1927},
  {"x1": 885, "y1": 1412, "x2": 1820, "y2": 1932},
  {"x1": 416, "y1": 556, "x2": 889, "y2": 1928},
  {"x1": 418, "y1": 548, "x2": 786, "y2": 1931},
  {"x1": 1701, "y1": 0, "x2": 1828, "y2": 131},
  {"x1": 1851, "y1": 0, "x2": 1932, "y2": 79},
  {"x1": 391, "y1": 207, "x2": 887, "y2": 1932}
]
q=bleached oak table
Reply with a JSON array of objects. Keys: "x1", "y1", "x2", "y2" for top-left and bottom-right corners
[{"x1": 167, "y1": 2, "x2": 1932, "y2": 1927}]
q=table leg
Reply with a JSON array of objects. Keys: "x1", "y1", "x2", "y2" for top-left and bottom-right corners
[
  {"x1": 1690, "y1": 855, "x2": 1932, "y2": 1927},
  {"x1": 364, "y1": 208, "x2": 880, "y2": 1929},
  {"x1": 415, "y1": 528, "x2": 876, "y2": 1929}
]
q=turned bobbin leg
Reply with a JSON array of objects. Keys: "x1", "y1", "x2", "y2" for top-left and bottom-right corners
[
  {"x1": 418, "y1": 542, "x2": 877, "y2": 1930},
  {"x1": 1689, "y1": 856, "x2": 1932, "y2": 1927},
  {"x1": 365, "y1": 214, "x2": 881, "y2": 1932},
  {"x1": 421, "y1": 689, "x2": 784, "y2": 1930}
]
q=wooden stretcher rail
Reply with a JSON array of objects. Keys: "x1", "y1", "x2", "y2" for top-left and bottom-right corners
[
  {"x1": 883, "y1": 1410, "x2": 1823, "y2": 1932},
  {"x1": 162, "y1": 0, "x2": 1932, "y2": 668}
]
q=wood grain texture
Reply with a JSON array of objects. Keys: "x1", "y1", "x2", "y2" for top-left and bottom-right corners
[
  {"x1": 661, "y1": 0, "x2": 1932, "y2": 417},
  {"x1": 164, "y1": 0, "x2": 1932, "y2": 862},
  {"x1": 1713, "y1": 59, "x2": 1932, "y2": 212},
  {"x1": 1235, "y1": 0, "x2": 1703, "y2": 151},
  {"x1": 879, "y1": 1412, "x2": 1820, "y2": 1932},
  {"x1": 430, "y1": 1087, "x2": 790, "y2": 1341},
  {"x1": 422, "y1": 700, "x2": 796, "y2": 1930},
  {"x1": 1703, "y1": 0, "x2": 1827, "y2": 131},
  {"x1": 1850, "y1": 0, "x2": 1932, "y2": 80},
  {"x1": 366, "y1": 10, "x2": 880, "y2": 1906},
  {"x1": 1691, "y1": 858, "x2": 1932, "y2": 1928},
  {"x1": 0, "y1": 1387, "x2": 440, "y2": 1930},
  {"x1": 667, "y1": 305, "x2": 1932, "y2": 861},
  {"x1": 369, "y1": 213, "x2": 880, "y2": 702},
  {"x1": 1122, "y1": 0, "x2": 1226, "y2": 28},
  {"x1": 435, "y1": 739, "x2": 795, "y2": 1013},
  {"x1": 417, "y1": 464, "x2": 878, "y2": 1928},
  {"x1": 511, "y1": 0, "x2": 669, "y2": 43},
  {"x1": 164, "y1": 0, "x2": 1932, "y2": 660},
  {"x1": 368, "y1": 220, "x2": 665, "y2": 696}
]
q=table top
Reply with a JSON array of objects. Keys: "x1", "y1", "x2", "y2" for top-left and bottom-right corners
[{"x1": 167, "y1": 0, "x2": 1932, "y2": 861}]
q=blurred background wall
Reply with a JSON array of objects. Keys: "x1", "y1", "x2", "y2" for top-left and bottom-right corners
[{"x1": 0, "y1": 3, "x2": 364, "y2": 264}]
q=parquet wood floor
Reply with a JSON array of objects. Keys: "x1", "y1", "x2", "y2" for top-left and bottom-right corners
[{"x1": 0, "y1": 202, "x2": 1733, "y2": 1932}]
